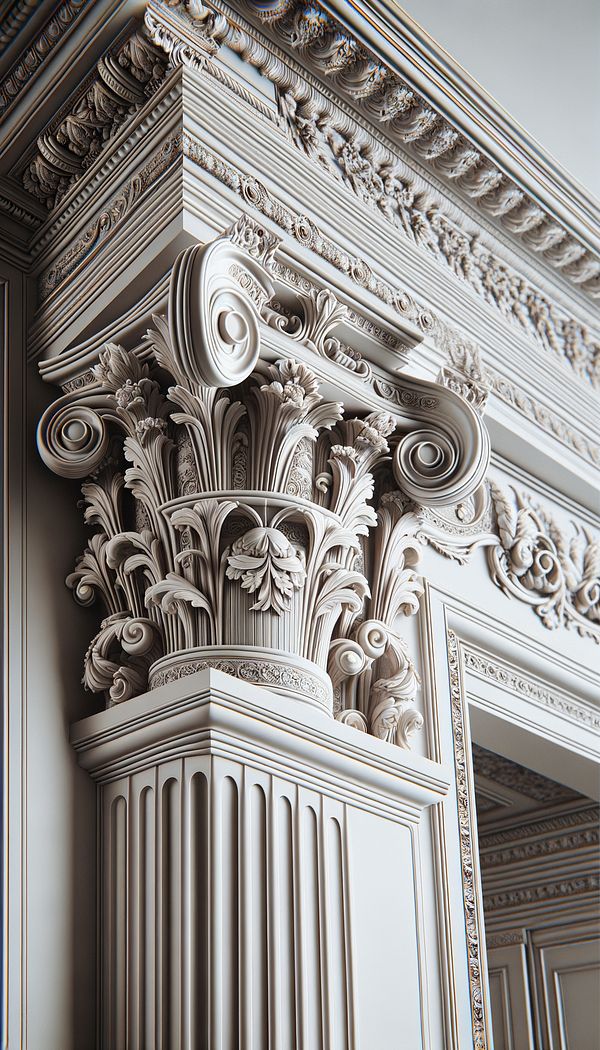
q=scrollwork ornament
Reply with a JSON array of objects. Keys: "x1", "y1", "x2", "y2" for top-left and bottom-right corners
[
  {"x1": 167, "y1": 216, "x2": 278, "y2": 388},
  {"x1": 487, "y1": 483, "x2": 600, "y2": 640},
  {"x1": 37, "y1": 390, "x2": 114, "y2": 479}
]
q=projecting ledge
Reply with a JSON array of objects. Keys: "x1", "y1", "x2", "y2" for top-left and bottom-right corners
[{"x1": 71, "y1": 666, "x2": 449, "y2": 816}]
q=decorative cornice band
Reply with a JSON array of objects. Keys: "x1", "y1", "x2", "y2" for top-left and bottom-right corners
[
  {"x1": 139, "y1": 0, "x2": 600, "y2": 386},
  {"x1": 479, "y1": 806, "x2": 600, "y2": 849},
  {"x1": 0, "y1": 191, "x2": 41, "y2": 229},
  {"x1": 242, "y1": 0, "x2": 600, "y2": 301},
  {"x1": 38, "y1": 133, "x2": 182, "y2": 299},
  {"x1": 201, "y1": 0, "x2": 600, "y2": 387},
  {"x1": 0, "y1": 0, "x2": 39, "y2": 56},
  {"x1": 483, "y1": 876, "x2": 599, "y2": 912},
  {"x1": 479, "y1": 828, "x2": 600, "y2": 870},
  {"x1": 0, "y1": 0, "x2": 92, "y2": 119},
  {"x1": 486, "y1": 930, "x2": 527, "y2": 948},
  {"x1": 464, "y1": 649, "x2": 600, "y2": 730},
  {"x1": 20, "y1": 24, "x2": 169, "y2": 209},
  {"x1": 37, "y1": 125, "x2": 600, "y2": 472}
]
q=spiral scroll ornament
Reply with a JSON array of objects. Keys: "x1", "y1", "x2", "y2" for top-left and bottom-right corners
[
  {"x1": 37, "y1": 392, "x2": 113, "y2": 479},
  {"x1": 168, "y1": 234, "x2": 275, "y2": 388},
  {"x1": 392, "y1": 395, "x2": 489, "y2": 508}
]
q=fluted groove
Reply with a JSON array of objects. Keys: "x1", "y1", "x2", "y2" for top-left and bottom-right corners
[
  {"x1": 98, "y1": 764, "x2": 354, "y2": 1050},
  {"x1": 110, "y1": 796, "x2": 128, "y2": 1050},
  {"x1": 221, "y1": 775, "x2": 240, "y2": 1050},
  {"x1": 190, "y1": 771, "x2": 209, "y2": 1050},
  {"x1": 159, "y1": 775, "x2": 181, "y2": 1049},
  {"x1": 302, "y1": 805, "x2": 324, "y2": 1050},
  {"x1": 278, "y1": 795, "x2": 297, "y2": 1050},
  {"x1": 140, "y1": 784, "x2": 156, "y2": 1050},
  {"x1": 327, "y1": 818, "x2": 349, "y2": 1050},
  {"x1": 250, "y1": 784, "x2": 269, "y2": 1048}
]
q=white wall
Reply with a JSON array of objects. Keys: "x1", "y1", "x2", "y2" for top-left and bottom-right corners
[{"x1": 399, "y1": 0, "x2": 600, "y2": 198}]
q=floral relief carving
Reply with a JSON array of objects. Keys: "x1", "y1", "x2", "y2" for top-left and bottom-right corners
[
  {"x1": 226, "y1": 526, "x2": 306, "y2": 614},
  {"x1": 488, "y1": 483, "x2": 600, "y2": 641},
  {"x1": 22, "y1": 26, "x2": 168, "y2": 209},
  {"x1": 413, "y1": 474, "x2": 600, "y2": 643},
  {"x1": 39, "y1": 215, "x2": 489, "y2": 732}
]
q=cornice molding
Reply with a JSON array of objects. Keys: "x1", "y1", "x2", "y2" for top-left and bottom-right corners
[
  {"x1": 483, "y1": 876, "x2": 599, "y2": 913},
  {"x1": 479, "y1": 827, "x2": 599, "y2": 870},
  {"x1": 5, "y1": 2, "x2": 599, "y2": 410},
  {"x1": 464, "y1": 648, "x2": 600, "y2": 732},
  {"x1": 138, "y1": 0, "x2": 600, "y2": 388},
  {"x1": 0, "y1": 0, "x2": 92, "y2": 120},
  {"x1": 241, "y1": 0, "x2": 600, "y2": 302},
  {"x1": 479, "y1": 805, "x2": 600, "y2": 849},
  {"x1": 32, "y1": 100, "x2": 600, "y2": 474},
  {"x1": 472, "y1": 744, "x2": 581, "y2": 803},
  {"x1": 0, "y1": 0, "x2": 40, "y2": 57},
  {"x1": 18, "y1": 23, "x2": 169, "y2": 209}
]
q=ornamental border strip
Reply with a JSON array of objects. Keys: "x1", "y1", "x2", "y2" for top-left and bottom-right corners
[{"x1": 240, "y1": 0, "x2": 600, "y2": 302}]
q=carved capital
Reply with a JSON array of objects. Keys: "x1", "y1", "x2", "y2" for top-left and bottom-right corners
[{"x1": 38, "y1": 215, "x2": 492, "y2": 751}]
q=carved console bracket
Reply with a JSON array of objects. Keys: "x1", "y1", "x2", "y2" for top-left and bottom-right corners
[{"x1": 38, "y1": 214, "x2": 490, "y2": 751}]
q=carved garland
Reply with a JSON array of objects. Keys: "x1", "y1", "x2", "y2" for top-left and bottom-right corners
[{"x1": 243, "y1": 0, "x2": 600, "y2": 301}]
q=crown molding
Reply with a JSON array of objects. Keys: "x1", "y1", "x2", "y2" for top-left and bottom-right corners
[
  {"x1": 0, "y1": 0, "x2": 93, "y2": 120},
  {"x1": 240, "y1": 0, "x2": 600, "y2": 302}
]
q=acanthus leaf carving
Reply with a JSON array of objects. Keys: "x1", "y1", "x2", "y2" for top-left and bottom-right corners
[{"x1": 225, "y1": 526, "x2": 306, "y2": 615}]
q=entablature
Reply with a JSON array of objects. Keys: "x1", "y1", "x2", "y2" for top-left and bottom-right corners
[{"x1": 22, "y1": 58, "x2": 599, "y2": 513}]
